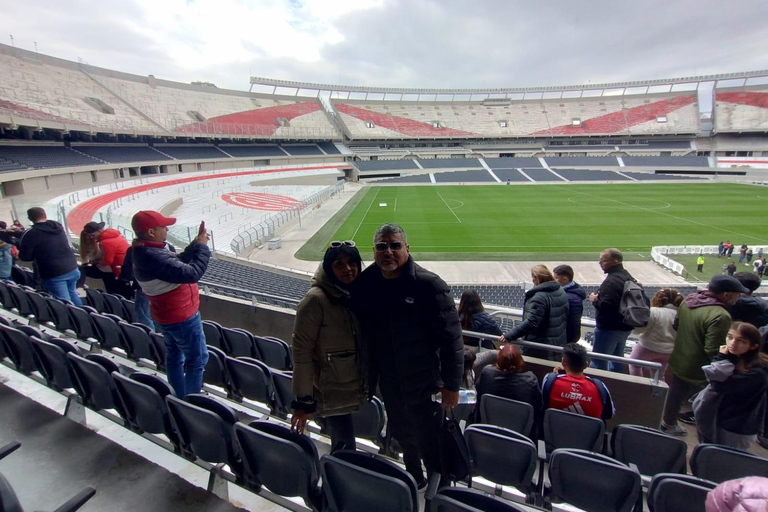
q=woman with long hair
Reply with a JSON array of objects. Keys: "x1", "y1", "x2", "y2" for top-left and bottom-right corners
[
  {"x1": 475, "y1": 344, "x2": 543, "y2": 424},
  {"x1": 499, "y1": 265, "x2": 568, "y2": 361},
  {"x1": 693, "y1": 321, "x2": 768, "y2": 449},
  {"x1": 79, "y1": 221, "x2": 130, "y2": 297},
  {"x1": 628, "y1": 288, "x2": 683, "y2": 381},
  {"x1": 458, "y1": 289, "x2": 502, "y2": 348},
  {"x1": 291, "y1": 241, "x2": 366, "y2": 453}
]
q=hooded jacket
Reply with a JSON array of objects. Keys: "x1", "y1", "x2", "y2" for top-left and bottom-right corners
[
  {"x1": 463, "y1": 311, "x2": 502, "y2": 347},
  {"x1": 18, "y1": 220, "x2": 77, "y2": 280},
  {"x1": 131, "y1": 239, "x2": 210, "y2": 325},
  {"x1": 593, "y1": 264, "x2": 636, "y2": 331},
  {"x1": 98, "y1": 228, "x2": 129, "y2": 278},
  {"x1": 729, "y1": 296, "x2": 768, "y2": 329},
  {"x1": 351, "y1": 256, "x2": 464, "y2": 405},
  {"x1": 668, "y1": 291, "x2": 732, "y2": 387},
  {"x1": 706, "y1": 477, "x2": 768, "y2": 512},
  {"x1": 563, "y1": 282, "x2": 586, "y2": 343},
  {"x1": 503, "y1": 280, "x2": 569, "y2": 349},
  {"x1": 291, "y1": 265, "x2": 365, "y2": 417}
]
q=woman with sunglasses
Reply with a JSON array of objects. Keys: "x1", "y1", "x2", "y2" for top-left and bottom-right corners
[{"x1": 290, "y1": 240, "x2": 367, "y2": 452}]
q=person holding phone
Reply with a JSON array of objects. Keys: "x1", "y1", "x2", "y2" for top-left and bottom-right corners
[{"x1": 130, "y1": 211, "x2": 211, "y2": 397}]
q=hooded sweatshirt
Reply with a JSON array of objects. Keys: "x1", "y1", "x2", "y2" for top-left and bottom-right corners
[
  {"x1": 18, "y1": 220, "x2": 78, "y2": 280},
  {"x1": 668, "y1": 291, "x2": 732, "y2": 386}
]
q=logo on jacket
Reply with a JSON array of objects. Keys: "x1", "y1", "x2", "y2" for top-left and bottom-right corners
[{"x1": 405, "y1": 297, "x2": 415, "y2": 304}]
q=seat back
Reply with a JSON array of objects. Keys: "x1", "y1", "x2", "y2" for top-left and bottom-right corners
[
  {"x1": 691, "y1": 443, "x2": 768, "y2": 483},
  {"x1": 647, "y1": 473, "x2": 717, "y2": 512},
  {"x1": 66, "y1": 304, "x2": 97, "y2": 341},
  {"x1": 612, "y1": 424, "x2": 687, "y2": 477},
  {"x1": 119, "y1": 322, "x2": 154, "y2": 361},
  {"x1": 203, "y1": 345, "x2": 229, "y2": 390},
  {"x1": 234, "y1": 421, "x2": 320, "y2": 509},
  {"x1": 202, "y1": 321, "x2": 224, "y2": 350},
  {"x1": 254, "y1": 336, "x2": 292, "y2": 370},
  {"x1": 549, "y1": 449, "x2": 641, "y2": 512},
  {"x1": 166, "y1": 394, "x2": 240, "y2": 471},
  {"x1": 0, "y1": 280, "x2": 13, "y2": 311},
  {"x1": 543, "y1": 408, "x2": 605, "y2": 453},
  {"x1": 321, "y1": 451, "x2": 417, "y2": 512},
  {"x1": 119, "y1": 298, "x2": 136, "y2": 323},
  {"x1": 479, "y1": 394, "x2": 535, "y2": 437},
  {"x1": 464, "y1": 425, "x2": 537, "y2": 491},
  {"x1": 103, "y1": 293, "x2": 128, "y2": 320},
  {"x1": 85, "y1": 288, "x2": 107, "y2": 312},
  {"x1": 0, "y1": 324, "x2": 37, "y2": 374},
  {"x1": 0, "y1": 472, "x2": 24, "y2": 512},
  {"x1": 7, "y1": 284, "x2": 33, "y2": 317},
  {"x1": 271, "y1": 370, "x2": 294, "y2": 417},
  {"x1": 351, "y1": 396, "x2": 385, "y2": 443},
  {"x1": 221, "y1": 327, "x2": 256, "y2": 358},
  {"x1": 90, "y1": 312, "x2": 126, "y2": 351},
  {"x1": 28, "y1": 337, "x2": 77, "y2": 390},
  {"x1": 26, "y1": 291, "x2": 54, "y2": 324},
  {"x1": 45, "y1": 297, "x2": 75, "y2": 332},
  {"x1": 149, "y1": 332, "x2": 166, "y2": 370},
  {"x1": 431, "y1": 487, "x2": 528, "y2": 512},
  {"x1": 225, "y1": 356, "x2": 274, "y2": 405},
  {"x1": 66, "y1": 353, "x2": 122, "y2": 412},
  {"x1": 112, "y1": 372, "x2": 177, "y2": 443}
]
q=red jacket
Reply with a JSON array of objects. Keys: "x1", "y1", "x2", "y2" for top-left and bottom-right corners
[{"x1": 99, "y1": 228, "x2": 129, "y2": 278}]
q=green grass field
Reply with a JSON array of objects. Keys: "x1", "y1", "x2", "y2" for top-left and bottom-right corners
[{"x1": 296, "y1": 182, "x2": 767, "y2": 262}]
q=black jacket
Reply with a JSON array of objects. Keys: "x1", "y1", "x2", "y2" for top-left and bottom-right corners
[
  {"x1": 594, "y1": 264, "x2": 635, "y2": 331},
  {"x1": 351, "y1": 257, "x2": 464, "y2": 405},
  {"x1": 475, "y1": 366, "x2": 543, "y2": 425},
  {"x1": 18, "y1": 220, "x2": 77, "y2": 280},
  {"x1": 563, "y1": 282, "x2": 586, "y2": 343},
  {"x1": 729, "y1": 296, "x2": 768, "y2": 329},
  {"x1": 504, "y1": 281, "x2": 569, "y2": 349},
  {"x1": 711, "y1": 353, "x2": 768, "y2": 435},
  {"x1": 463, "y1": 311, "x2": 502, "y2": 346}
]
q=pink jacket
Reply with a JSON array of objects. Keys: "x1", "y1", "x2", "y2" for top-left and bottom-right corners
[{"x1": 706, "y1": 477, "x2": 768, "y2": 512}]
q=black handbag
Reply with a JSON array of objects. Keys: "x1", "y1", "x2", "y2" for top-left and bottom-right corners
[{"x1": 439, "y1": 409, "x2": 471, "y2": 482}]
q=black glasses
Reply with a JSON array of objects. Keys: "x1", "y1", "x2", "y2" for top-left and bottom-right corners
[
  {"x1": 330, "y1": 240, "x2": 356, "y2": 248},
  {"x1": 374, "y1": 241, "x2": 404, "y2": 252}
]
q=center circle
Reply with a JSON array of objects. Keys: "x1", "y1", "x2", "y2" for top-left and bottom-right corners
[{"x1": 222, "y1": 192, "x2": 302, "y2": 211}]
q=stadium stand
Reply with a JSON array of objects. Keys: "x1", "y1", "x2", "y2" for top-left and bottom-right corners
[
  {"x1": 73, "y1": 145, "x2": 172, "y2": 164},
  {"x1": 281, "y1": 145, "x2": 325, "y2": 156},
  {"x1": 555, "y1": 169, "x2": 631, "y2": 181},
  {"x1": 522, "y1": 168, "x2": 565, "y2": 182},
  {"x1": 432, "y1": 170, "x2": 496, "y2": 183},
  {"x1": 492, "y1": 169, "x2": 532, "y2": 182},
  {"x1": 622, "y1": 172, "x2": 702, "y2": 181},
  {"x1": 0, "y1": 145, "x2": 101, "y2": 170},
  {"x1": 417, "y1": 157, "x2": 482, "y2": 168},
  {"x1": 317, "y1": 142, "x2": 341, "y2": 154},
  {"x1": 544, "y1": 156, "x2": 620, "y2": 167},
  {"x1": 153, "y1": 145, "x2": 229, "y2": 160},
  {"x1": 622, "y1": 155, "x2": 709, "y2": 167},
  {"x1": 202, "y1": 259, "x2": 310, "y2": 302},
  {"x1": 485, "y1": 157, "x2": 543, "y2": 169},
  {"x1": 217, "y1": 145, "x2": 289, "y2": 157},
  {"x1": 374, "y1": 174, "x2": 432, "y2": 184},
  {"x1": 355, "y1": 159, "x2": 420, "y2": 171},
  {"x1": 714, "y1": 85, "x2": 768, "y2": 133}
]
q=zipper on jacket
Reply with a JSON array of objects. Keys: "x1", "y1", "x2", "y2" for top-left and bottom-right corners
[{"x1": 327, "y1": 349, "x2": 356, "y2": 362}]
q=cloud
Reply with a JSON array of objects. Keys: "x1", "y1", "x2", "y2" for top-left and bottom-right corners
[{"x1": 1, "y1": 0, "x2": 766, "y2": 91}]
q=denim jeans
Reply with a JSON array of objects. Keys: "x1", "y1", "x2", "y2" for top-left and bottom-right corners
[
  {"x1": 133, "y1": 289, "x2": 156, "y2": 331},
  {"x1": 42, "y1": 268, "x2": 83, "y2": 307},
  {"x1": 590, "y1": 327, "x2": 631, "y2": 373},
  {"x1": 159, "y1": 312, "x2": 209, "y2": 397}
]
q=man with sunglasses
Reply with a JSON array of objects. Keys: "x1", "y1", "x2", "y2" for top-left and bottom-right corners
[{"x1": 352, "y1": 223, "x2": 464, "y2": 488}]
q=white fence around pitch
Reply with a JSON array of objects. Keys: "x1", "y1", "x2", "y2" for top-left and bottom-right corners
[{"x1": 651, "y1": 244, "x2": 767, "y2": 276}]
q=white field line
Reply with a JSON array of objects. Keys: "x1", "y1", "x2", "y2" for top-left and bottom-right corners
[
  {"x1": 436, "y1": 190, "x2": 462, "y2": 224},
  {"x1": 351, "y1": 188, "x2": 381, "y2": 241}
]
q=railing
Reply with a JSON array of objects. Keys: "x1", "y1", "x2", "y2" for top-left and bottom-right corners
[{"x1": 199, "y1": 280, "x2": 301, "y2": 308}]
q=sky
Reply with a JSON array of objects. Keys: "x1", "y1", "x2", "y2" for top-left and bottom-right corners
[{"x1": 2, "y1": 0, "x2": 768, "y2": 92}]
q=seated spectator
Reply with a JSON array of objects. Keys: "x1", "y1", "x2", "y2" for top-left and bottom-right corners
[
  {"x1": 458, "y1": 289, "x2": 502, "y2": 349},
  {"x1": 499, "y1": 265, "x2": 568, "y2": 361},
  {"x1": 628, "y1": 288, "x2": 683, "y2": 381},
  {"x1": 729, "y1": 272, "x2": 768, "y2": 329},
  {"x1": 542, "y1": 343, "x2": 615, "y2": 421},
  {"x1": 693, "y1": 322, "x2": 768, "y2": 450},
  {"x1": 552, "y1": 264, "x2": 586, "y2": 344},
  {"x1": 18, "y1": 207, "x2": 82, "y2": 306},
  {"x1": 475, "y1": 344, "x2": 542, "y2": 424},
  {"x1": 79, "y1": 221, "x2": 131, "y2": 298}
]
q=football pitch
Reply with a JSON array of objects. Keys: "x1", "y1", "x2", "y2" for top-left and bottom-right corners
[{"x1": 297, "y1": 182, "x2": 767, "y2": 261}]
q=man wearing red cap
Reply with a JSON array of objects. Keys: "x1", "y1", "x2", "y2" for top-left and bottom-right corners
[{"x1": 130, "y1": 210, "x2": 210, "y2": 397}]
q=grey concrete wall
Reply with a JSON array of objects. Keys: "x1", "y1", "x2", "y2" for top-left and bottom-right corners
[
  {"x1": 198, "y1": 293, "x2": 296, "y2": 341},
  {"x1": 49, "y1": 174, "x2": 72, "y2": 189},
  {"x1": 3, "y1": 180, "x2": 25, "y2": 196},
  {"x1": 72, "y1": 172, "x2": 92, "y2": 187}
]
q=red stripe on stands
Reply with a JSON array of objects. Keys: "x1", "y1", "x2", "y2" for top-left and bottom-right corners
[
  {"x1": 716, "y1": 92, "x2": 768, "y2": 109},
  {"x1": 66, "y1": 165, "x2": 350, "y2": 234}
]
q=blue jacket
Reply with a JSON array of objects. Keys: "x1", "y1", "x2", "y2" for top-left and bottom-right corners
[
  {"x1": 131, "y1": 239, "x2": 210, "y2": 324},
  {"x1": 0, "y1": 243, "x2": 12, "y2": 279},
  {"x1": 563, "y1": 282, "x2": 587, "y2": 343}
]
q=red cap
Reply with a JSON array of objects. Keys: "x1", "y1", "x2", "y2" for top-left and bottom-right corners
[{"x1": 131, "y1": 211, "x2": 176, "y2": 233}]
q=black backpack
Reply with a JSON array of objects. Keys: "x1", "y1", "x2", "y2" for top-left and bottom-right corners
[{"x1": 619, "y1": 280, "x2": 651, "y2": 328}]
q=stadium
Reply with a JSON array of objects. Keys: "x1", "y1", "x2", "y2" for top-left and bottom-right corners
[{"x1": 0, "y1": 32, "x2": 767, "y2": 512}]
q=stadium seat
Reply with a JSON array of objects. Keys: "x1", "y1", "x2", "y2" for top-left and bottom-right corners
[
  {"x1": 224, "y1": 356, "x2": 274, "y2": 407},
  {"x1": 429, "y1": 487, "x2": 528, "y2": 512},
  {"x1": 66, "y1": 353, "x2": 126, "y2": 418},
  {"x1": 547, "y1": 448, "x2": 641, "y2": 512},
  {"x1": 103, "y1": 293, "x2": 128, "y2": 320},
  {"x1": 0, "y1": 441, "x2": 20, "y2": 461},
  {"x1": 26, "y1": 291, "x2": 54, "y2": 325},
  {"x1": 203, "y1": 345, "x2": 230, "y2": 393},
  {"x1": 202, "y1": 320, "x2": 225, "y2": 350},
  {"x1": 479, "y1": 395, "x2": 535, "y2": 438},
  {"x1": 691, "y1": 443, "x2": 768, "y2": 483},
  {"x1": 45, "y1": 297, "x2": 76, "y2": 333},
  {"x1": 464, "y1": 425, "x2": 537, "y2": 503},
  {"x1": 165, "y1": 394, "x2": 244, "y2": 484},
  {"x1": 66, "y1": 304, "x2": 97, "y2": 341},
  {"x1": 351, "y1": 396, "x2": 386, "y2": 447},
  {"x1": 149, "y1": 332, "x2": 167, "y2": 371},
  {"x1": 321, "y1": 451, "x2": 419, "y2": 512},
  {"x1": 253, "y1": 336, "x2": 292, "y2": 370},
  {"x1": 541, "y1": 409, "x2": 605, "y2": 455},
  {"x1": 0, "y1": 471, "x2": 96, "y2": 512},
  {"x1": 84, "y1": 288, "x2": 107, "y2": 313},
  {"x1": 28, "y1": 336, "x2": 79, "y2": 391},
  {"x1": 89, "y1": 312, "x2": 127, "y2": 351},
  {"x1": 0, "y1": 281, "x2": 13, "y2": 311},
  {"x1": 0, "y1": 324, "x2": 38, "y2": 374},
  {"x1": 270, "y1": 370, "x2": 293, "y2": 418},
  {"x1": 118, "y1": 321, "x2": 156, "y2": 363},
  {"x1": 610, "y1": 425, "x2": 687, "y2": 482},
  {"x1": 6, "y1": 284, "x2": 34, "y2": 320},
  {"x1": 646, "y1": 473, "x2": 717, "y2": 512},
  {"x1": 233, "y1": 421, "x2": 322, "y2": 511},
  {"x1": 221, "y1": 327, "x2": 258, "y2": 358}
]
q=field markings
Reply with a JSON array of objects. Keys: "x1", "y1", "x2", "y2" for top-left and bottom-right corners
[
  {"x1": 567, "y1": 196, "x2": 671, "y2": 210},
  {"x1": 394, "y1": 197, "x2": 398, "y2": 212},
  {"x1": 436, "y1": 190, "x2": 462, "y2": 224},
  {"x1": 558, "y1": 186, "x2": 768, "y2": 244},
  {"x1": 351, "y1": 188, "x2": 381, "y2": 241}
]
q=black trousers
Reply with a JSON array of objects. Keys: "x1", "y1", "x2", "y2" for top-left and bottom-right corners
[
  {"x1": 324, "y1": 413, "x2": 356, "y2": 454},
  {"x1": 383, "y1": 395, "x2": 443, "y2": 485}
]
